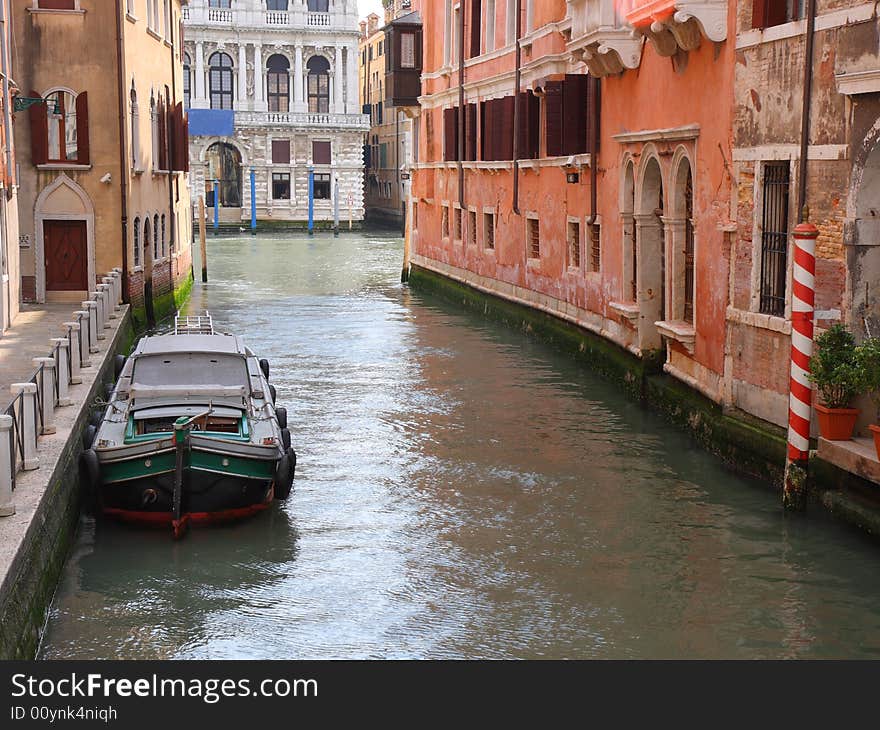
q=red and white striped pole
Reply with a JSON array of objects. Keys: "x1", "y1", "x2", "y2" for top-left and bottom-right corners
[{"x1": 783, "y1": 220, "x2": 819, "y2": 510}]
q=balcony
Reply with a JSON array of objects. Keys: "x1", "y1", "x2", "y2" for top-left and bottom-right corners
[
  {"x1": 237, "y1": 111, "x2": 370, "y2": 131},
  {"x1": 566, "y1": 0, "x2": 643, "y2": 77},
  {"x1": 622, "y1": 0, "x2": 727, "y2": 56},
  {"x1": 182, "y1": 6, "x2": 354, "y2": 32}
]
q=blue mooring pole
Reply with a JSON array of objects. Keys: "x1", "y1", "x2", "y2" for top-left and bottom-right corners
[
  {"x1": 250, "y1": 168, "x2": 256, "y2": 235},
  {"x1": 213, "y1": 179, "x2": 219, "y2": 235},
  {"x1": 308, "y1": 165, "x2": 315, "y2": 235}
]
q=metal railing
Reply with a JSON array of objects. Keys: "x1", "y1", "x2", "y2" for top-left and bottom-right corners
[{"x1": 0, "y1": 269, "x2": 124, "y2": 516}]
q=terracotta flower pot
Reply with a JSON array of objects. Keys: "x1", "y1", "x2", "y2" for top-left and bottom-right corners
[
  {"x1": 815, "y1": 404, "x2": 859, "y2": 441},
  {"x1": 869, "y1": 424, "x2": 880, "y2": 461}
]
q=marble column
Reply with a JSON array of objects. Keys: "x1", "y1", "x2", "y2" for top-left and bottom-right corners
[
  {"x1": 334, "y1": 44, "x2": 344, "y2": 114},
  {"x1": 195, "y1": 40, "x2": 206, "y2": 107},
  {"x1": 346, "y1": 44, "x2": 359, "y2": 114},
  {"x1": 238, "y1": 43, "x2": 248, "y2": 110},
  {"x1": 294, "y1": 44, "x2": 305, "y2": 112},
  {"x1": 254, "y1": 42, "x2": 265, "y2": 111}
]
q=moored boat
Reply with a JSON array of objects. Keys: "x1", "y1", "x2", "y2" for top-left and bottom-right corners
[{"x1": 80, "y1": 312, "x2": 295, "y2": 538}]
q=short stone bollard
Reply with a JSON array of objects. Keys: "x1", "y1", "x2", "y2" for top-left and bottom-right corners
[
  {"x1": 52, "y1": 338, "x2": 73, "y2": 406},
  {"x1": 10, "y1": 383, "x2": 39, "y2": 470},
  {"x1": 82, "y1": 302, "x2": 99, "y2": 353},
  {"x1": 102, "y1": 279, "x2": 118, "y2": 319},
  {"x1": 63, "y1": 323, "x2": 83, "y2": 384},
  {"x1": 32, "y1": 358, "x2": 56, "y2": 435},
  {"x1": 97, "y1": 284, "x2": 113, "y2": 327},
  {"x1": 91, "y1": 292, "x2": 107, "y2": 339},
  {"x1": 0, "y1": 415, "x2": 14, "y2": 517},
  {"x1": 73, "y1": 312, "x2": 93, "y2": 366}
]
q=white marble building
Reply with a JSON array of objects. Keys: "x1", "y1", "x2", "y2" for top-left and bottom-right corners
[{"x1": 183, "y1": 0, "x2": 369, "y2": 225}]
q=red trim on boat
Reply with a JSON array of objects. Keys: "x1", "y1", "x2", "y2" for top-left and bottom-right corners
[{"x1": 103, "y1": 501, "x2": 271, "y2": 528}]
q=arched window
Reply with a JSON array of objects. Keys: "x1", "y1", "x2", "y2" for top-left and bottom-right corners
[
  {"x1": 307, "y1": 56, "x2": 330, "y2": 114},
  {"x1": 209, "y1": 52, "x2": 234, "y2": 110},
  {"x1": 143, "y1": 217, "x2": 151, "y2": 263},
  {"x1": 161, "y1": 214, "x2": 166, "y2": 257},
  {"x1": 150, "y1": 91, "x2": 159, "y2": 169},
  {"x1": 133, "y1": 217, "x2": 141, "y2": 267},
  {"x1": 267, "y1": 54, "x2": 290, "y2": 113},
  {"x1": 130, "y1": 84, "x2": 139, "y2": 168},
  {"x1": 183, "y1": 53, "x2": 191, "y2": 109},
  {"x1": 307, "y1": 0, "x2": 328, "y2": 11},
  {"x1": 45, "y1": 90, "x2": 79, "y2": 162},
  {"x1": 153, "y1": 214, "x2": 159, "y2": 260}
]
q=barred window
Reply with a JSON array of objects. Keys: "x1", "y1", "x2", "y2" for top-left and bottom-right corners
[
  {"x1": 567, "y1": 220, "x2": 581, "y2": 269},
  {"x1": 484, "y1": 212, "x2": 495, "y2": 250},
  {"x1": 759, "y1": 162, "x2": 790, "y2": 317},
  {"x1": 527, "y1": 218, "x2": 540, "y2": 259},
  {"x1": 589, "y1": 223, "x2": 601, "y2": 273}
]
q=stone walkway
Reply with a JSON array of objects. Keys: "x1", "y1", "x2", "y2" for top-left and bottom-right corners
[{"x1": 0, "y1": 304, "x2": 79, "y2": 404}]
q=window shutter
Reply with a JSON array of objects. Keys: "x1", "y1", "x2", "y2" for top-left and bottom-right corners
[
  {"x1": 313, "y1": 140, "x2": 331, "y2": 164},
  {"x1": 751, "y1": 0, "x2": 768, "y2": 27},
  {"x1": 465, "y1": 103, "x2": 477, "y2": 161},
  {"x1": 272, "y1": 139, "x2": 291, "y2": 164},
  {"x1": 444, "y1": 107, "x2": 457, "y2": 162},
  {"x1": 516, "y1": 91, "x2": 539, "y2": 160},
  {"x1": 544, "y1": 80, "x2": 563, "y2": 157},
  {"x1": 29, "y1": 89, "x2": 48, "y2": 165},
  {"x1": 492, "y1": 98, "x2": 504, "y2": 161},
  {"x1": 158, "y1": 97, "x2": 168, "y2": 170},
  {"x1": 752, "y1": 0, "x2": 786, "y2": 28},
  {"x1": 470, "y1": 0, "x2": 482, "y2": 58},
  {"x1": 500, "y1": 96, "x2": 515, "y2": 160},
  {"x1": 75, "y1": 91, "x2": 90, "y2": 165},
  {"x1": 586, "y1": 76, "x2": 600, "y2": 153},
  {"x1": 480, "y1": 101, "x2": 490, "y2": 161},
  {"x1": 166, "y1": 100, "x2": 176, "y2": 171},
  {"x1": 562, "y1": 75, "x2": 588, "y2": 155}
]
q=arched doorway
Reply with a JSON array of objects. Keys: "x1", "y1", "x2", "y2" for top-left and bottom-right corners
[
  {"x1": 853, "y1": 137, "x2": 880, "y2": 339},
  {"x1": 205, "y1": 141, "x2": 242, "y2": 208},
  {"x1": 636, "y1": 157, "x2": 666, "y2": 351}
]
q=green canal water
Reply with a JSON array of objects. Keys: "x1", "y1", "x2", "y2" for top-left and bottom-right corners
[{"x1": 39, "y1": 232, "x2": 880, "y2": 659}]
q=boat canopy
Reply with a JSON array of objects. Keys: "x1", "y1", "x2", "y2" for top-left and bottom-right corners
[{"x1": 132, "y1": 352, "x2": 249, "y2": 388}]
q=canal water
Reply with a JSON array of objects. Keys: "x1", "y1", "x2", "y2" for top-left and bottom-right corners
[{"x1": 39, "y1": 232, "x2": 880, "y2": 659}]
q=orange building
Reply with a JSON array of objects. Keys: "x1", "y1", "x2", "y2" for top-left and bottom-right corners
[{"x1": 412, "y1": 0, "x2": 735, "y2": 406}]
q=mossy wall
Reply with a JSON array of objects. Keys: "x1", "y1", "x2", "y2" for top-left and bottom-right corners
[
  {"x1": 409, "y1": 264, "x2": 788, "y2": 487},
  {"x1": 130, "y1": 270, "x2": 194, "y2": 332}
]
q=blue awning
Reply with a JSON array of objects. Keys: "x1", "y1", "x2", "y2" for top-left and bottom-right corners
[{"x1": 188, "y1": 109, "x2": 234, "y2": 137}]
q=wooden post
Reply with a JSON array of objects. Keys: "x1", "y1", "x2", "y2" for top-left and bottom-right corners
[
  {"x1": 199, "y1": 194, "x2": 208, "y2": 283},
  {"x1": 402, "y1": 189, "x2": 412, "y2": 283}
]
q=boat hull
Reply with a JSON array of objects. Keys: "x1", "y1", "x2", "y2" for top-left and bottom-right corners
[{"x1": 93, "y1": 442, "x2": 281, "y2": 528}]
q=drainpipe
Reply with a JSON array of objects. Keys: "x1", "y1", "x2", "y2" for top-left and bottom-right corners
[
  {"x1": 457, "y1": 0, "x2": 465, "y2": 209},
  {"x1": 512, "y1": 0, "x2": 522, "y2": 214},
  {"x1": 167, "y1": 23, "x2": 177, "y2": 275},
  {"x1": 114, "y1": 0, "x2": 130, "y2": 302},
  {"x1": 796, "y1": 0, "x2": 817, "y2": 222},
  {"x1": 585, "y1": 76, "x2": 600, "y2": 226}
]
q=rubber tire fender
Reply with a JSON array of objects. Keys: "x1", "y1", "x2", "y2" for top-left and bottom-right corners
[
  {"x1": 113, "y1": 354, "x2": 126, "y2": 381},
  {"x1": 275, "y1": 406, "x2": 287, "y2": 430},
  {"x1": 79, "y1": 448, "x2": 101, "y2": 515},
  {"x1": 82, "y1": 424, "x2": 97, "y2": 450},
  {"x1": 287, "y1": 446, "x2": 297, "y2": 484},
  {"x1": 281, "y1": 427, "x2": 291, "y2": 451},
  {"x1": 268, "y1": 383, "x2": 277, "y2": 404},
  {"x1": 273, "y1": 452, "x2": 292, "y2": 500},
  {"x1": 259, "y1": 358, "x2": 270, "y2": 381}
]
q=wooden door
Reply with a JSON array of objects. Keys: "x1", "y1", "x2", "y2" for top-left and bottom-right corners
[{"x1": 44, "y1": 220, "x2": 87, "y2": 291}]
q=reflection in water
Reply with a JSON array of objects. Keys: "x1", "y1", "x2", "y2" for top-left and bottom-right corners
[{"x1": 40, "y1": 232, "x2": 880, "y2": 659}]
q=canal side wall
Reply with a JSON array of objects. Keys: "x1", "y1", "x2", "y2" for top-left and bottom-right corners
[
  {"x1": 408, "y1": 262, "x2": 791, "y2": 487},
  {"x1": 130, "y1": 269, "x2": 194, "y2": 332},
  {"x1": 0, "y1": 308, "x2": 134, "y2": 660}
]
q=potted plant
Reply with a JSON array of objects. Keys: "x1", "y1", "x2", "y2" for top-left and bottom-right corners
[
  {"x1": 856, "y1": 335, "x2": 880, "y2": 459},
  {"x1": 809, "y1": 324, "x2": 861, "y2": 440}
]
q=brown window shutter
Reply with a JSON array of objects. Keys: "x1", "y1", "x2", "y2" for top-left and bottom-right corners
[
  {"x1": 313, "y1": 140, "x2": 331, "y2": 164},
  {"x1": 444, "y1": 107, "x2": 456, "y2": 162},
  {"x1": 465, "y1": 103, "x2": 477, "y2": 161},
  {"x1": 752, "y1": 0, "x2": 786, "y2": 28},
  {"x1": 751, "y1": 0, "x2": 768, "y2": 27},
  {"x1": 517, "y1": 91, "x2": 540, "y2": 160},
  {"x1": 167, "y1": 101, "x2": 176, "y2": 171},
  {"x1": 586, "y1": 76, "x2": 600, "y2": 153},
  {"x1": 479, "y1": 101, "x2": 488, "y2": 161},
  {"x1": 29, "y1": 89, "x2": 48, "y2": 165},
  {"x1": 470, "y1": 0, "x2": 482, "y2": 58},
  {"x1": 492, "y1": 98, "x2": 504, "y2": 160},
  {"x1": 562, "y1": 75, "x2": 588, "y2": 155},
  {"x1": 544, "y1": 80, "x2": 563, "y2": 157},
  {"x1": 182, "y1": 109, "x2": 189, "y2": 172},
  {"x1": 272, "y1": 139, "x2": 291, "y2": 164},
  {"x1": 75, "y1": 91, "x2": 90, "y2": 165},
  {"x1": 500, "y1": 96, "x2": 515, "y2": 160}
]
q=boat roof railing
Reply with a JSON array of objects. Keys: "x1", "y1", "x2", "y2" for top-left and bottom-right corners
[{"x1": 175, "y1": 311, "x2": 214, "y2": 336}]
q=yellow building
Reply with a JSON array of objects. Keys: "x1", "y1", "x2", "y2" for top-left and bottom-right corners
[
  {"x1": 359, "y1": 7, "x2": 412, "y2": 228},
  {"x1": 14, "y1": 0, "x2": 192, "y2": 328}
]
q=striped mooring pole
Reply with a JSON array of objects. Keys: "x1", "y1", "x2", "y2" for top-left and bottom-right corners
[{"x1": 783, "y1": 220, "x2": 819, "y2": 510}]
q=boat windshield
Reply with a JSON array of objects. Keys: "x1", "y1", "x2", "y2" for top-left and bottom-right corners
[{"x1": 132, "y1": 353, "x2": 248, "y2": 387}]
